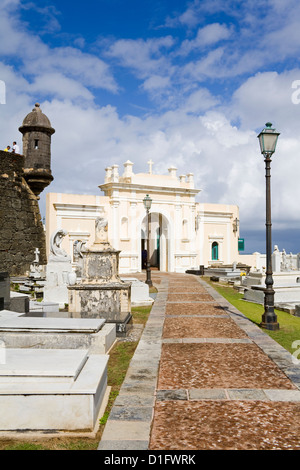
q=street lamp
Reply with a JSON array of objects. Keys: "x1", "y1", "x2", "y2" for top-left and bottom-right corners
[
  {"x1": 257, "y1": 122, "x2": 280, "y2": 330},
  {"x1": 143, "y1": 194, "x2": 153, "y2": 287}
]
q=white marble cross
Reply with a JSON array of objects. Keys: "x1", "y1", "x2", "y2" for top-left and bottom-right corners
[
  {"x1": 34, "y1": 247, "x2": 40, "y2": 263},
  {"x1": 147, "y1": 159, "x2": 154, "y2": 174}
]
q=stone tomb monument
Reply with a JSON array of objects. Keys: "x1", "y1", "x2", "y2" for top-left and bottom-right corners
[
  {"x1": 243, "y1": 245, "x2": 300, "y2": 309},
  {"x1": 43, "y1": 229, "x2": 76, "y2": 308},
  {"x1": 0, "y1": 272, "x2": 29, "y2": 314},
  {"x1": 0, "y1": 272, "x2": 10, "y2": 311},
  {"x1": 68, "y1": 217, "x2": 132, "y2": 336},
  {"x1": 0, "y1": 317, "x2": 116, "y2": 355},
  {"x1": 0, "y1": 348, "x2": 109, "y2": 432}
]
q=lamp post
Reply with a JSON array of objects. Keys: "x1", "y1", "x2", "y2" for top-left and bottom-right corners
[
  {"x1": 257, "y1": 122, "x2": 280, "y2": 330},
  {"x1": 143, "y1": 194, "x2": 153, "y2": 287}
]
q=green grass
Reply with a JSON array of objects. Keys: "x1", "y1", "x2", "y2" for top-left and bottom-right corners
[
  {"x1": 205, "y1": 278, "x2": 300, "y2": 354},
  {"x1": 107, "y1": 341, "x2": 138, "y2": 388},
  {"x1": 4, "y1": 443, "x2": 46, "y2": 451},
  {"x1": 131, "y1": 305, "x2": 152, "y2": 324}
]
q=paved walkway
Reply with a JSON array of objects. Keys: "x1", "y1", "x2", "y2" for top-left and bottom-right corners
[{"x1": 98, "y1": 273, "x2": 300, "y2": 450}]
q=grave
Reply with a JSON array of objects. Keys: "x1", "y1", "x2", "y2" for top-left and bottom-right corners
[
  {"x1": 243, "y1": 245, "x2": 300, "y2": 311},
  {"x1": 0, "y1": 310, "x2": 22, "y2": 319},
  {"x1": 43, "y1": 229, "x2": 76, "y2": 308},
  {"x1": 0, "y1": 272, "x2": 10, "y2": 310},
  {"x1": 0, "y1": 272, "x2": 29, "y2": 313},
  {"x1": 204, "y1": 262, "x2": 245, "y2": 280},
  {"x1": 120, "y1": 277, "x2": 154, "y2": 307},
  {"x1": 0, "y1": 348, "x2": 109, "y2": 432},
  {"x1": 0, "y1": 316, "x2": 116, "y2": 354},
  {"x1": 68, "y1": 217, "x2": 132, "y2": 336},
  {"x1": 29, "y1": 299, "x2": 60, "y2": 313}
]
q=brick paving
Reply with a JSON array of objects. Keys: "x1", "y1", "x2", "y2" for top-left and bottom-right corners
[{"x1": 98, "y1": 272, "x2": 300, "y2": 451}]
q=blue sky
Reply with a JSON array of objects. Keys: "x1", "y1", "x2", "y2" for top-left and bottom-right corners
[{"x1": 1, "y1": 0, "x2": 300, "y2": 254}]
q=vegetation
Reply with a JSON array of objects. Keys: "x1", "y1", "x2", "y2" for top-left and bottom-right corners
[
  {"x1": 205, "y1": 277, "x2": 300, "y2": 354},
  {"x1": 131, "y1": 305, "x2": 152, "y2": 324}
]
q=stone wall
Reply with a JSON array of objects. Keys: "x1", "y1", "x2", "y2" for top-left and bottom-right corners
[{"x1": 0, "y1": 150, "x2": 46, "y2": 275}]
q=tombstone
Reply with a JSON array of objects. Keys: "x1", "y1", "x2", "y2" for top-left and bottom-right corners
[
  {"x1": 68, "y1": 217, "x2": 132, "y2": 336},
  {"x1": 0, "y1": 272, "x2": 29, "y2": 313},
  {"x1": 120, "y1": 277, "x2": 154, "y2": 306},
  {"x1": 289, "y1": 252, "x2": 294, "y2": 270},
  {"x1": 73, "y1": 240, "x2": 86, "y2": 277},
  {"x1": 272, "y1": 245, "x2": 281, "y2": 273},
  {"x1": 29, "y1": 248, "x2": 42, "y2": 280},
  {"x1": 281, "y1": 249, "x2": 288, "y2": 271},
  {"x1": 0, "y1": 348, "x2": 109, "y2": 432},
  {"x1": 43, "y1": 229, "x2": 76, "y2": 308},
  {"x1": 0, "y1": 273, "x2": 10, "y2": 311},
  {"x1": 243, "y1": 246, "x2": 300, "y2": 307},
  {"x1": 0, "y1": 317, "x2": 116, "y2": 354}
]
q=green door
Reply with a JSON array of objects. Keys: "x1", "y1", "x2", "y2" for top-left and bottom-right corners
[
  {"x1": 212, "y1": 242, "x2": 218, "y2": 261},
  {"x1": 157, "y1": 228, "x2": 160, "y2": 270}
]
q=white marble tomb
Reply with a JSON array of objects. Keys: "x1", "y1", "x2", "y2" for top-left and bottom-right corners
[
  {"x1": 0, "y1": 317, "x2": 116, "y2": 354},
  {"x1": 0, "y1": 348, "x2": 109, "y2": 432}
]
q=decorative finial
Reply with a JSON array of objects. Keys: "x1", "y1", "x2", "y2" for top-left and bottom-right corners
[{"x1": 33, "y1": 103, "x2": 41, "y2": 111}]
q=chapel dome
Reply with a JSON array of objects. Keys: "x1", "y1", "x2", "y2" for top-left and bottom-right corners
[{"x1": 20, "y1": 103, "x2": 55, "y2": 133}]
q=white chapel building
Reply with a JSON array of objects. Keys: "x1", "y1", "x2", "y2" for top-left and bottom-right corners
[{"x1": 46, "y1": 160, "x2": 241, "y2": 273}]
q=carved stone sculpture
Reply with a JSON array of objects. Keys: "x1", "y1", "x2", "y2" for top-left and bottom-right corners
[
  {"x1": 95, "y1": 216, "x2": 108, "y2": 244},
  {"x1": 49, "y1": 229, "x2": 71, "y2": 262}
]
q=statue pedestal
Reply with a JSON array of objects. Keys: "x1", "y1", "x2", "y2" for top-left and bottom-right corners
[
  {"x1": 43, "y1": 229, "x2": 75, "y2": 308},
  {"x1": 68, "y1": 241, "x2": 132, "y2": 336},
  {"x1": 43, "y1": 259, "x2": 74, "y2": 308}
]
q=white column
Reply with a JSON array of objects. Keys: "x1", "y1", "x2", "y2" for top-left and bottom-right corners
[
  {"x1": 227, "y1": 221, "x2": 231, "y2": 264},
  {"x1": 130, "y1": 201, "x2": 138, "y2": 271},
  {"x1": 198, "y1": 207, "x2": 204, "y2": 266},
  {"x1": 111, "y1": 201, "x2": 120, "y2": 249},
  {"x1": 190, "y1": 205, "x2": 196, "y2": 251}
]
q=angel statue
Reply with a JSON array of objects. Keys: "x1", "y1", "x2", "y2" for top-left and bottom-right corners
[
  {"x1": 49, "y1": 229, "x2": 71, "y2": 262},
  {"x1": 95, "y1": 216, "x2": 108, "y2": 243}
]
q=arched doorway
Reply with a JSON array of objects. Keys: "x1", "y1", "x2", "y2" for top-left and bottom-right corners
[
  {"x1": 212, "y1": 241, "x2": 219, "y2": 261},
  {"x1": 141, "y1": 212, "x2": 170, "y2": 272}
]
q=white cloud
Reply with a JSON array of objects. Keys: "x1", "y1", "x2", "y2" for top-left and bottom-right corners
[
  {"x1": 229, "y1": 70, "x2": 300, "y2": 131},
  {"x1": 181, "y1": 89, "x2": 220, "y2": 113},
  {"x1": 178, "y1": 23, "x2": 232, "y2": 56},
  {"x1": 106, "y1": 37, "x2": 175, "y2": 78},
  {"x1": 142, "y1": 75, "x2": 171, "y2": 91},
  {"x1": 29, "y1": 73, "x2": 95, "y2": 102},
  {"x1": 23, "y1": 46, "x2": 119, "y2": 93},
  {"x1": 182, "y1": 47, "x2": 225, "y2": 80},
  {"x1": 0, "y1": 1, "x2": 118, "y2": 97},
  {"x1": 2, "y1": 0, "x2": 300, "y2": 241}
]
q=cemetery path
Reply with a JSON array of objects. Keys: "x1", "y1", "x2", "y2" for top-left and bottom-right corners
[{"x1": 98, "y1": 273, "x2": 300, "y2": 451}]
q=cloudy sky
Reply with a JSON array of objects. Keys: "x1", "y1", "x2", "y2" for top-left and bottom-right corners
[{"x1": 1, "y1": 0, "x2": 300, "y2": 254}]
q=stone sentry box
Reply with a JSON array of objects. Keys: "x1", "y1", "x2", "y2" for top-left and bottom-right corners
[{"x1": 68, "y1": 217, "x2": 132, "y2": 336}]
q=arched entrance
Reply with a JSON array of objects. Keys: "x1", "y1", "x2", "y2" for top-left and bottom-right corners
[
  {"x1": 212, "y1": 241, "x2": 219, "y2": 261},
  {"x1": 141, "y1": 212, "x2": 170, "y2": 272}
]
